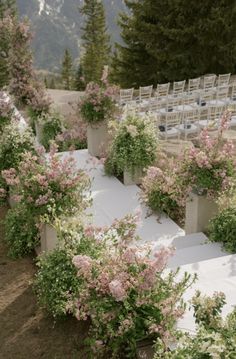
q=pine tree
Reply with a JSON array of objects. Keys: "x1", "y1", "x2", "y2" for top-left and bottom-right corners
[
  {"x1": 113, "y1": 0, "x2": 236, "y2": 87},
  {"x1": 74, "y1": 63, "x2": 86, "y2": 91},
  {"x1": 80, "y1": 0, "x2": 111, "y2": 83},
  {"x1": 0, "y1": 0, "x2": 16, "y2": 88},
  {"x1": 61, "y1": 49, "x2": 73, "y2": 90}
]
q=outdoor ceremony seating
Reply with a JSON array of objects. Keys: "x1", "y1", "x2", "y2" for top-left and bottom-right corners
[
  {"x1": 203, "y1": 74, "x2": 217, "y2": 90},
  {"x1": 188, "y1": 77, "x2": 201, "y2": 92},
  {"x1": 119, "y1": 88, "x2": 134, "y2": 104},
  {"x1": 139, "y1": 85, "x2": 153, "y2": 103},
  {"x1": 173, "y1": 80, "x2": 186, "y2": 95},
  {"x1": 217, "y1": 73, "x2": 231, "y2": 87}
]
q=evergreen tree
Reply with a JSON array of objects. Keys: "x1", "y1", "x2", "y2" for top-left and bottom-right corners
[
  {"x1": 80, "y1": 0, "x2": 111, "y2": 83},
  {"x1": 61, "y1": 48, "x2": 73, "y2": 90},
  {"x1": 0, "y1": 0, "x2": 16, "y2": 88},
  {"x1": 113, "y1": 0, "x2": 236, "y2": 87},
  {"x1": 74, "y1": 63, "x2": 86, "y2": 91}
]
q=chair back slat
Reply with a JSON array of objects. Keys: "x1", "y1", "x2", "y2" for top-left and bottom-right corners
[
  {"x1": 173, "y1": 80, "x2": 186, "y2": 95},
  {"x1": 218, "y1": 73, "x2": 231, "y2": 87}
]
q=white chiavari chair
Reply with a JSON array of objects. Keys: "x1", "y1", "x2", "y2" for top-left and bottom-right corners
[
  {"x1": 158, "y1": 112, "x2": 181, "y2": 140},
  {"x1": 217, "y1": 73, "x2": 231, "y2": 87},
  {"x1": 176, "y1": 109, "x2": 200, "y2": 140},
  {"x1": 173, "y1": 80, "x2": 186, "y2": 95},
  {"x1": 120, "y1": 88, "x2": 134, "y2": 105},
  {"x1": 188, "y1": 77, "x2": 201, "y2": 92},
  {"x1": 139, "y1": 85, "x2": 153, "y2": 103},
  {"x1": 203, "y1": 75, "x2": 216, "y2": 90}
]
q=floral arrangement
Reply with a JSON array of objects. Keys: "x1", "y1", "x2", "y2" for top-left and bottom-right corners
[
  {"x1": 153, "y1": 291, "x2": 236, "y2": 358},
  {"x1": 181, "y1": 111, "x2": 236, "y2": 198},
  {"x1": 79, "y1": 66, "x2": 118, "y2": 125},
  {"x1": 55, "y1": 105, "x2": 87, "y2": 151},
  {"x1": 141, "y1": 160, "x2": 188, "y2": 224},
  {"x1": 209, "y1": 205, "x2": 236, "y2": 253},
  {"x1": 2, "y1": 144, "x2": 91, "y2": 220},
  {"x1": 141, "y1": 111, "x2": 236, "y2": 223},
  {"x1": 37, "y1": 111, "x2": 63, "y2": 151},
  {"x1": 105, "y1": 112, "x2": 158, "y2": 176},
  {"x1": 72, "y1": 242, "x2": 193, "y2": 358},
  {"x1": 5, "y1": 203, "x2": 40, "y2": 258},
  {"x1": 69, "y1": 215, "x2": 193, "y2": 358},
  {"x1": 0, "y1": 122, "x2": 35, "y2": 202}
]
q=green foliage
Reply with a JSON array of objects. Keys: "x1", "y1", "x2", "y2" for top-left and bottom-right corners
[
  {"x1": 40, "y1": 112, "x2": 63, "y2": 151},
  {"x1": 0, "y1": 123, "x2": 35, "y2": 172},
  {"x1": 61, "y1": 48, "x2": 73, "y2": 90},
  {"x1": 105, "y1": 114, "x2": 158, "y2": 176},
  {"x1": 34, "y1": 248, "x2": 80, "y2": 318},
  {"x1": 154, "y1": 291, "x2": 236, "y2": 358},
  {"x1": 0, "y1": 0, "x2": 16, "y2": 88},
  {"x1": 74, "y1": 64, "x2": 86, "y2": 91},
  {"x1": 80, "y1": 0, "x2": 111, "y2": 83},
  {"x1": 5, "y1": 204, "x2": 40, "y2": 258},
  {"x1": 34, "y1": 221, "x2": 106, "y2": 318},
  {"x1": 113, "y1": 0, "x2": 236, "y2": 86},
  {"x1": 209, "y1": 207, "x2": 236, "y2": 253}
]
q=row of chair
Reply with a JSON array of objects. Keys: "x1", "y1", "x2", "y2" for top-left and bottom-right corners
[
  {"x1": 120, "y1": 73, "x2": 232, "y2": 104},
  {"x1": 152, "y1": 105, "x2": 236, "y2": 140}
]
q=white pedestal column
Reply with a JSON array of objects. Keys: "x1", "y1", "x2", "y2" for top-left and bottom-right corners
[
  {"x1": 87, "y1": 122, "x2": 108, "y2": 157},
  {"x1": 185, "y1": 192, "x2": 218, "y2": 234},
  {"x1": 40, "y1": 224, "x2": 58, "y2": 253},
  {"x1": 123, "y1": 167, "x2": 143, "y2": 186}
]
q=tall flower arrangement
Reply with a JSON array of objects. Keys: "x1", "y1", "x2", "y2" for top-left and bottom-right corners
[
  {"x1": 105, "y1": 112, "x2": 158, "y2": 176},
  {"x1": 72, "y1": 238, "x2": 193, "y2": 358},
  {"x1": 2, "y1": 145, "x2": 91, "y2": 220},
  {"x1": 141, "y1": 111, "x2": 236, "y2": 223},
  {"x1": 181, "y1": 111, "x2": 235, "y2": 198},
  {"x1": 79, "y1": 66, "x2": 118, "y2": 125}
]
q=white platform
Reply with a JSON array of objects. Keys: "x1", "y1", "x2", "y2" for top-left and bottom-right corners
[{"x1": 59, "y1": 149, "x2": 234, "y2": 334}]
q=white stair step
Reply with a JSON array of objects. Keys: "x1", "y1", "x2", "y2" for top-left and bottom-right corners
[
  {"x1": 168, "y1": 242, "x2": 227, "y2": 268},
  {"x1": 178, "y1": 254, "x2": 236, "y2": 280},
  {"x1": 172, "y1": 232, "x2": 208, "y2": 249}
]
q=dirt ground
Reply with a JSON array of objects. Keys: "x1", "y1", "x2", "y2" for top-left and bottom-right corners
[{"x1": 0, "y1": 206, "x2": 89, "y2": 359}]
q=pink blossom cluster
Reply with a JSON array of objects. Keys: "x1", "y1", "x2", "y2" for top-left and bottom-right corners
[
  {"x1": 79, "y1": 68, "x2": 119, "y2": 124},
  {"x1": 70, "y1": 223, "x2": 192, "y2": 357},
  {"x1": 1, "y1": 145, "x2": 90, "y2": 218}
]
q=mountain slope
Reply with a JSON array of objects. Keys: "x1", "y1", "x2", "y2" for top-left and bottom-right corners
[{"x1": 16, "y1": 0, "x2": 125, "y2": 72}]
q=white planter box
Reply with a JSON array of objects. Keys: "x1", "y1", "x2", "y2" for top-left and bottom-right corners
[
  {"x1": 40, "y1": 223, "x2": 58, "y2": 253},
  {"x1": 87, "y1": 122, "x2": 108, "y2": 157},
  {"x1": 123, "y1": 167, "x2": 143, "y2": 186},
  {"x1": 7, "y1": 194, "x2": 17, "y2": 209},
  {"x1": 35, "y1": 121, "x2": 44, "y2": 144},
  {"x1": 185, "y1": 192, "x2": 219, "y2": 234}
]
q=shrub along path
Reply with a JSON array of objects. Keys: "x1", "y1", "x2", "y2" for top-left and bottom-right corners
[{"x1": 0, "y1": 206, "x2": 89, "y2": 359}]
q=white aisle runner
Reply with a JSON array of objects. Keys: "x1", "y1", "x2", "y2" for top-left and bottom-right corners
[{"x1": 62, "y1": 149, "x2": 236, "y2": 334}]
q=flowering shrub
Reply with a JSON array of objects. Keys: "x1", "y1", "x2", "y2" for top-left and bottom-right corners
[
  {"x1": 141, "y1": 156, "x2": 188, "y2": 223},
  {"x1": 181, "y1": 111, "x2": 235, "y2": 198},
  {"x1": 38, "y1": 112, "x2": 63, "y2": 151},
  {"x1": 34, "y1": 214, "x2": 140, "y2": 318},
  {"x1": 5, "y1": 204, "x2": 40, "y2": 258},
  {"x1": 0, "y1": 91, "x2": 13, "y2": 132},
  {"x1": 2, "y1": 145, "x2": 91, "y2": 220},
  {"x1": 70, "y1": 216, "x2": 194, "y2": 358},
  {"x1": 105, "y1": 112, "x2": 158, "y2": 176},
  {"x1": 0, "y1": 122, "x2": 35, "y2": 202},
  {"x1": 209, "y1": 206, "x2": 236, "y2": 252},
  {"x1": 141, "y1": 112, "x2": 236, "y2": 223},
  {"x1": 79, "y1": 67, "x2": 118, "y2": 125},
  {"x1": 55, "y1": 107, "x2": 87, "y2": 151},
  {"x1": 153, "y1": 291, "x2": 236, "y2": 358}
]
